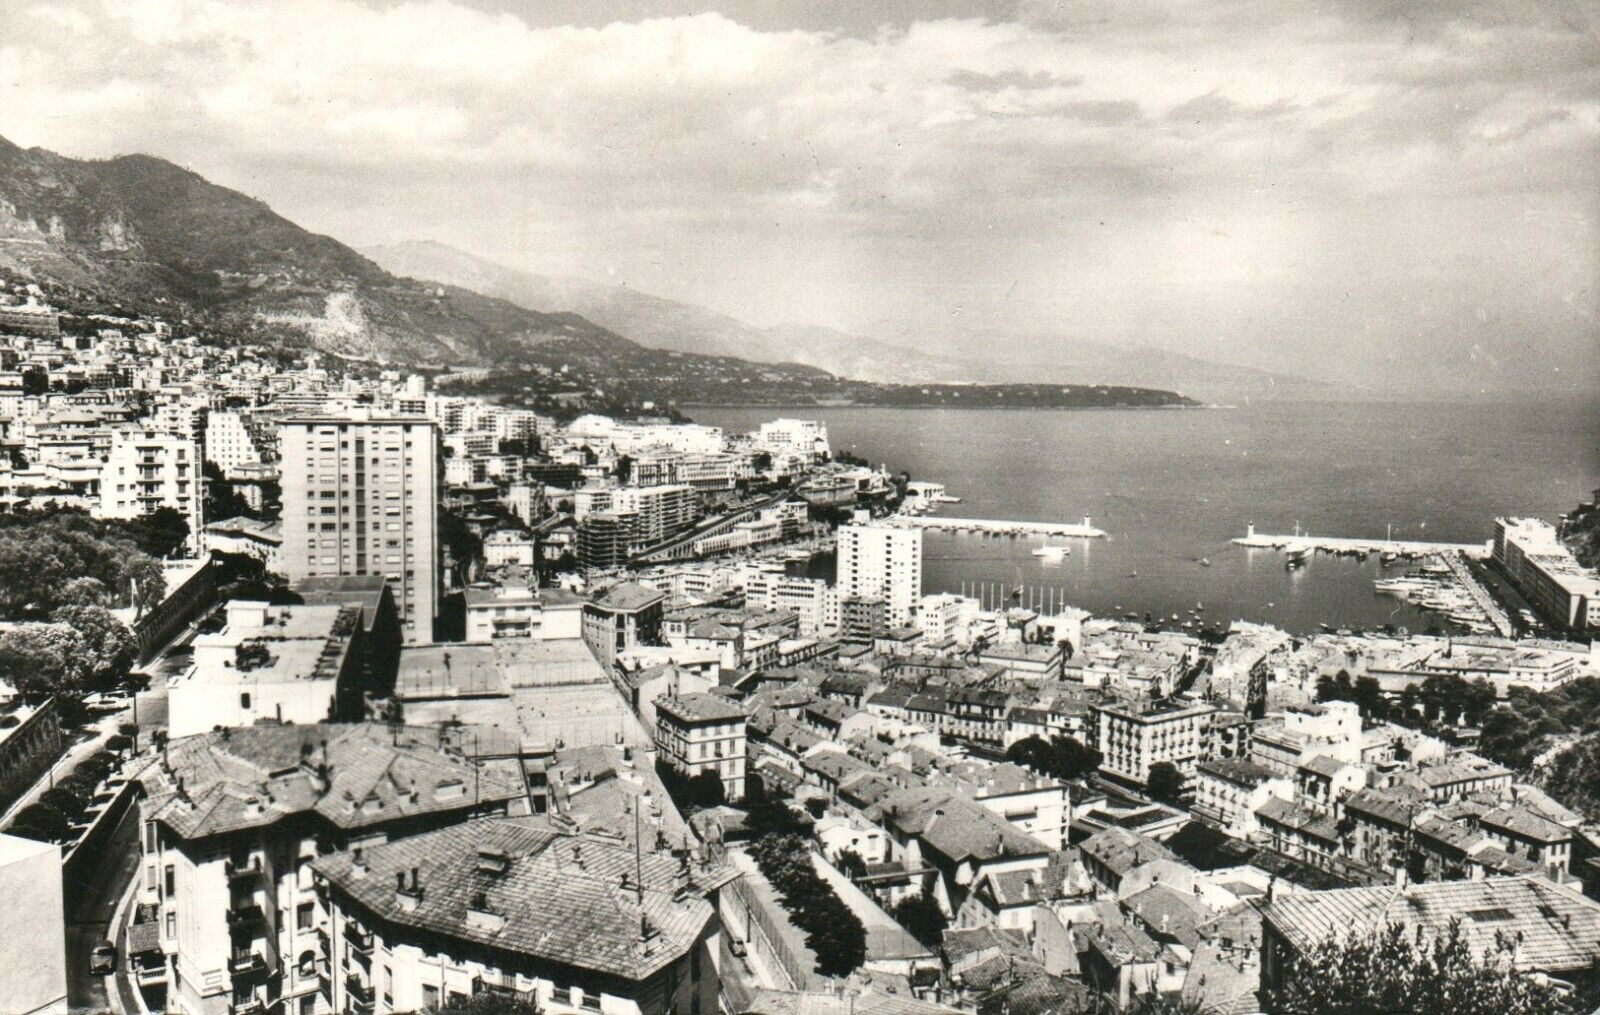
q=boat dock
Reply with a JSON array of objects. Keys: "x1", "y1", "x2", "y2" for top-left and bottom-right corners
[
  {"x1": 888, "y1": 515, "x2": 1107, "y2": 539},
  {"x1": 1233, "y1": 524, "x2": 1491, "y2": 559},
  {"x1": 1440, "y1": 550, "x2": 1516, "y2": 636}
]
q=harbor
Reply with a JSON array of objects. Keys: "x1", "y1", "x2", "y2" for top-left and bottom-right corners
[
  {"x1": 1232, "y1": 523, "x2": 1491, "y2": 560},
  {"x1": 887, "y1": 515, "x2": 1108, "y2": 539}
]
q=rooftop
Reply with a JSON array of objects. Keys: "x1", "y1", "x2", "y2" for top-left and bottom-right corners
[
  {"x1": 1262, "y1": 876, "x2": 1600, "y2": 974},
  {"x1": 138, "y1": 723, "x2": 525, "y2": 841},
  {"x1": 657, "y1": 691, "x2": 748, "y2": 725},
  {"x1": 314, "y1": 817, "x2": 733, "y2": 981}
]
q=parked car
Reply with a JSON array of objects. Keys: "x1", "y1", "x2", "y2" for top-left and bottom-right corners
[{"x1": 89, "y1": 941, "x2": 116, "y2": 975}]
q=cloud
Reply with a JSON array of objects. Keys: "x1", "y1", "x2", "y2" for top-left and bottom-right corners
[{"x1": 0, "y1": 0, "x2": 1594, "y2": 390}]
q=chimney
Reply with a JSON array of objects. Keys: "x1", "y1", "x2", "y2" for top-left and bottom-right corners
[{"x1": 1394, "y1": 864, "x2": 1409, "y2": 891}]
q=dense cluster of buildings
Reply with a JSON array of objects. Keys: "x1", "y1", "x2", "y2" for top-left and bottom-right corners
[{"x1": 6, "y1": 280, "x2": 1600, "y2": 1015}]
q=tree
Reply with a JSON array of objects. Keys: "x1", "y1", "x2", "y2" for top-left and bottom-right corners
[
  {"x1": 1146, "y1": 761, "x2": 1185, "y2": 805},
  {"x1": 1006, "y1": 734, "x2": 1102, "y2": 782},
  {"x1": 428, "y1": 992, "x2": 544, "y2": 1015},
  {"x1": 834, "y1": 848, "x2": 867, "y2": 880},
  {"x1": 890, "y1": 891, "x2": 949, "y2": 948},
  {"x1": 749, "y1": 832, "x2": 866, "y2": 977},
  {"x1": 0, "y1": 623, "x2": 90, "y2": 703},
  {"x1": 1267, "y1": 919, "x2": 1574, "y2": 1015},
  {"x1": 51, "y1": 605, "x2": 138, "y2": 691},
  {"x1": 118, "y1": 506, "x2": 191, "y2": 560}
]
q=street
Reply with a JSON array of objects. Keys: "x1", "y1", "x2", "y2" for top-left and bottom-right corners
[{"x1": 64, "y1": 801, "x2": 141, "y2": 1015}]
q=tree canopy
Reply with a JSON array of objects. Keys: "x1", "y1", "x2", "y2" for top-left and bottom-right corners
[
  {"x1": 1006, "y1": 734, "x2": 1102, "y2": 782},
  {"x1": 0, "y1": 509, "x2": 166, "y2": 616},
  {"x1": 1267, "y1": 919, "x2": 1576, "y2": 1015},
  {"x1": 1146, "y1": 761, "x2": 1186, "y2": 805}
]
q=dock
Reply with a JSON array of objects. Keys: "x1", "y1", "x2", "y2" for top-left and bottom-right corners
[
  {"x1": 1440, "y1": 550, "x2": 1516, "y2": 636},
  {"x1": 887, "y1": 515, "x2": 1107, "y2": 539},
  {"x1": 1233, "y1": 524, "x2": 1491, "y2": 559}
]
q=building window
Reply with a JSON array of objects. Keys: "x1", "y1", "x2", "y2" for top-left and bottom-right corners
[{"x1": 164, "y1": 864, "x2": 175, "y2": 896}]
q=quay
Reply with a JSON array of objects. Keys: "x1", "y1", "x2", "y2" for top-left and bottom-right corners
[
  {"x1": 887, "y1": 514, "x2": 1107, "y2": 539},
  {"x1": 1233, "y1": 523, "x2": 1491, "y2": 559},
  {"x1": 1440, "y1": 550, "x2": 1516, "y2": 637}
]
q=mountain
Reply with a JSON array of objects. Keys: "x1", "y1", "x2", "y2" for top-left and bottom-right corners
[
  {"x1": 363, "y1": 239, "x2": 985, "y2": 382},
  {"x1": 365, "y1": 239, "x2": 1324, "y2": 401},
  {"x1": 0, "y1": 135, "x2": 635, "y2": 365},
  {"x1": 0, "y1": 136, "x2": 1194, "y2": 414}
]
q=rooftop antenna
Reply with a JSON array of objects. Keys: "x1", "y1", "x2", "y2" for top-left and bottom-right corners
[{"x1": 633, "y1": 799, "x2": 645, "y2": 905}]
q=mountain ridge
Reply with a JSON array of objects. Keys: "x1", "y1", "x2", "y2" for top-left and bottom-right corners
[{"x1": 364, "y1": 238, "x2": 1328, "y2": 400}]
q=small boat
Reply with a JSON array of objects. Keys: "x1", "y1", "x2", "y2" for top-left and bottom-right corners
[
  {"x1": 1128, "y1": 570, "x2": 1139, "y2": 578},
  {"x1": 1381, "y1": 552, "x2": 1398, "y2": 565},
  {"x1": 1198, "y1": 557, "x2": 1211, "y2": 567},
  {"x1": 1032, "y1": 544, "x2": 1070, "y2": 559},
  {"x1": 1286, "y1": 547, "x2": 1310, "y2": 570}
]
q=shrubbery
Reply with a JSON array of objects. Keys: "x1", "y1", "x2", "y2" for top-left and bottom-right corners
[{"x1": 748, "y1": 832, "x2": 866, "y2": 977}]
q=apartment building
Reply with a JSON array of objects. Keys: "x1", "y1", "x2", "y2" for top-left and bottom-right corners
[
  {"x1": 1494, "y1": 516, "x2": 1600, "y2": 630},
  {"x1": 0, "y1": 833, "x2": 67, "y2": 1015},
  {"x1": 313, "y1": 819, "x2": 732, "y2": 1015},
  {"x1": 743, "y1": 571, "x2": 839, "y2": 636},
  {"x1": 279, "y1": 416, "x2": 441, "y2": 643},
  {"x1": 655, "y1": 692, "x2": 749, "y2": 802},
  {"x1": 1093, "y1": 698, "x2": 1217, "y2": 789},
  {"x1": 97, "y1": 426, "x2": 203, "y2": 551},
  {"x1": 135, "y1": 724, "x2": 527, "y2": 1015},
  {"x1": 464, "y1": 585, "x2": 584, "y2": 643},
  {"x1": 837, "y1": 518, "x2": 922, "y2": 629},
  {"x1": 205, "y1": 410, "x2": 266, "y2": 476}
]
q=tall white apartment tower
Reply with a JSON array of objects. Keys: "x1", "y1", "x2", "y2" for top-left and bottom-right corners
[
  {"x1": 97, "y1": 426, "x2": 203, "y2": 553},
  {"x1": 837, "y1": 517, "x2": 922, "y2": 628},
  {"x1": 280, "y1": 415, "x2": 440, "y2": 642}
]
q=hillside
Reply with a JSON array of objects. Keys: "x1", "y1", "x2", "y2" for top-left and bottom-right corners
[
  {"x1": 0, "y1": 135, "x2": 632, "y2": 365},
  {"x1": 0, "y1": 136, "x2": 1195, "y2": 413},
  {"x1": 363, "y1": 239, "x2": 987, "y2": 383},
  {"x1": 365, "y1": 240, "x2": 1321, "y2": 400}
]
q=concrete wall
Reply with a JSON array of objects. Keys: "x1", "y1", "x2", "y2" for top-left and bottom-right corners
[{"x1": 0, "y1": 833, "x2": 68, "y2": 1015}]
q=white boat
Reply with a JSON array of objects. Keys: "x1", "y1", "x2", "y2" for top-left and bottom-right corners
[{"x1": 1032, "y1": 544, "x2": 1071, "y2": 559}]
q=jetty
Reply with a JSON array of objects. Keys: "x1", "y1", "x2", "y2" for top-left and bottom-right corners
[
  {"x1": 887, "y1": 515, "x2": 1107, "y2": 539},
  {"x1": 1439, "y1": 550, "x2": 1516, "y2": 636},
  {"x1": 1233, "y1": 524, "x2": 1491, "y2": 559}
]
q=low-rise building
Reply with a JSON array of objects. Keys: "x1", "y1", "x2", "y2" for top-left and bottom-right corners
[
  {"x1": 0, "y1": 833, "x2": 67, "y2": 1015},
  {"x1": 167, "y1": 600, "x2": 367, "y2": 739}
]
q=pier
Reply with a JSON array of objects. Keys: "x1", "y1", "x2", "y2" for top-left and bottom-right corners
[
  {"x1": 1440, "y1": 550, "x2": 1516, "y2": 637},
  {"x1": 1232, "y1": 524, "x2": 1490, "y2": 559},
  {"x1": 888, "y1": 515, "x2": 1107, "y2": 539}
]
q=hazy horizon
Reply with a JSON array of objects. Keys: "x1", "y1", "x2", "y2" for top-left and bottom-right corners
[{"x1": 2, "y1": 0, "x2": 1595, "y2": 394}]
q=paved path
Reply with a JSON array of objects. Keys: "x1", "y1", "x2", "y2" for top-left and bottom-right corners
[{"x1": 65, "y1": 802, "x2": 140, "y2": 1014}]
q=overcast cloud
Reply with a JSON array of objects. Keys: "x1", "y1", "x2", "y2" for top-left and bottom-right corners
[{"x1": 1, "y1": 0, "x2": 1595, "y2": 392}]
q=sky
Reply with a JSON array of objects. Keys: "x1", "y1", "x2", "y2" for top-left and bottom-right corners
[{"x1": 0, "y1": 0, "x2": 1596, "y2": 393}]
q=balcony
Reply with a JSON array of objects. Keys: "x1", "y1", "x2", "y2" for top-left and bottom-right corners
[
  {"x1": 228, "y1": 950, "x2": 269, "y2": 978},
  {"x1": 229, "y1": 999, "x2": 266, "y2": 1015},
  {"x1": 346, "y1": 974, "x2": 375, "y2": 1011},
  {"x1": 225, "y1": 857, "x2": 263, "y2": 882},
  {"x1": 227, "y1": 903, "x2": 266, "y2": 929},
  {"x1": 343, "y1": 922, "x2": 373, "y2": 957}
]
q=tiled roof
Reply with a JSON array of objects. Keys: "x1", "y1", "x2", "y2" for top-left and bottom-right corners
[
  {"x1": 1078, "y1": 826, "x2": 1179, "y2": 877},
  {"x1": 657, "y1": 691, "x2": 747, "y2": 724},
  {"x1": 1480, "y1": 805, "x2": 1572, "y2": 845},
  {"x1": 1255, "y1": 798, "x2": 1339, "y2": 843},
  {"x1": 139, "y1": 723, "x2": 525, "y2": 840},
  {"x1": 1262, "y1": 875, "x2": 1600, "y2": 973},
  {"x1": 740, "y1": 988, "x2": 964, "y2": 1015},
  {"x1": 873, "y1": 786, "x2": 1048, "y2": 863},
  {"x1": 1126, "y1": 883, "x2": 1210, "y2": 945},
  {"x1": 1344, "y1": 787, "x2": 1428, "y2": 828},
  {"x1": 315, "y1": 817, "x2": 733, "y2": 981},
  {"x1": 1197, "y1": 757, "x2": 1278, "y2": 787},
  {"x1": 591, "y1": 581, "x2": 665, "y2": 613},
  {"x1": 1299, "y1": 753, "x2": 1353, "y2": 778}
]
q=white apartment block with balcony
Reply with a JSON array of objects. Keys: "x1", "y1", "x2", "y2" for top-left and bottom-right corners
[
  {"x1": 97, "y1": 426, "x2": 202, "y2": 552},
  {"x1": 755, "y1": 418, "x2": 831, "y2": 460},
  {"x1": 280, "y1": 416, "x2": 440, "y2": 644},
  {"x1": 837, "y1": 518, "x2": 922, "y2": 629},
  {"x1": 1093, "y1": 698, "x2": 1217, "y2": 788}
]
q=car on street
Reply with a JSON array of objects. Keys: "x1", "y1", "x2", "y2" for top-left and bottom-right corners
[{"x1": 89, "y1": 941, "x2": 117, "y2": 975}]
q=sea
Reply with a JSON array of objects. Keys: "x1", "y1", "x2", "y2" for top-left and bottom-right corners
[{"x1": 691, "y1": 399, "x2": 1600, "y2": 635}]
